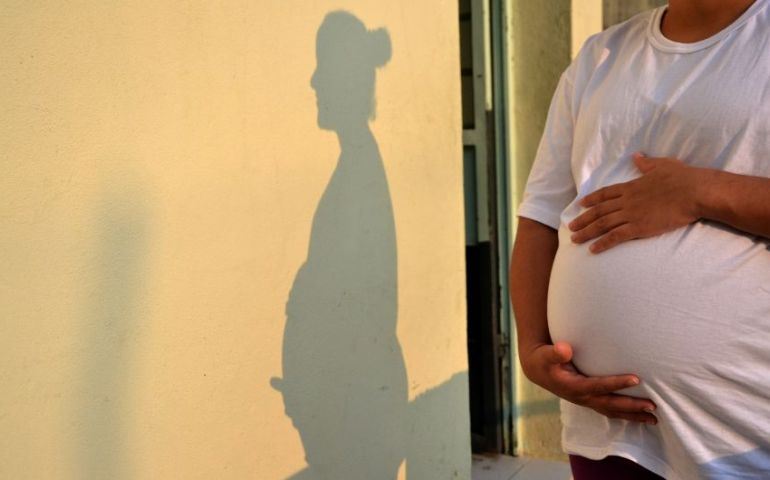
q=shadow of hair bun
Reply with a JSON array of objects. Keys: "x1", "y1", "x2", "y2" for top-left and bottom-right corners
[{"x1": 368, "y1": 27, "x2": 392, "y2": 68}]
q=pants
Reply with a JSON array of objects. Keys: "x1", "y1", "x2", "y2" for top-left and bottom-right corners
[{"x1": 569, "y1": 455, "x2": 665, "y2": 480}]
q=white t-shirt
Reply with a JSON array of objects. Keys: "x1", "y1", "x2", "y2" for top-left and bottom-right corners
[{"x1": 518, "y1": 2, "x2": 770, "y2": 479}]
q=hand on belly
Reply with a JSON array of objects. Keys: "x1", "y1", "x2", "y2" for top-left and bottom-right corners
[{"x1": 520, "y1": 341, "x2": 658, "y2": 425}]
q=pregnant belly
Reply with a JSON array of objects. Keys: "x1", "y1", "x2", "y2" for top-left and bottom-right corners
[{"x1": 547, "y1": 222, "x2": 770, "y2": 389}]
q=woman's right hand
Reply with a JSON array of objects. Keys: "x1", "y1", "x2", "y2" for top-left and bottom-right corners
[{"x1": 520, "y1": 341, "x2": 658, "y2": 424}]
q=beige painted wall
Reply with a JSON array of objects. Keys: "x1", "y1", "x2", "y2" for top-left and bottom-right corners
[
  {"x1": 0, "y1": 1, "x2": 470, "y2": 479},
  {"x1": 572, "y1": 0, "x2": 603, "y2": 58}
]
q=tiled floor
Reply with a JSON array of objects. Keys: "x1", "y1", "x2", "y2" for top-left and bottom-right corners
[{"x1": 471, "y1": 454, "x2": 572, "y2": 480}]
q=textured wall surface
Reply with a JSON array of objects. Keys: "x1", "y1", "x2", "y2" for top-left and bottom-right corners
[{"x1": 0, "y1": 2, "x2": 470, "y2": 478}]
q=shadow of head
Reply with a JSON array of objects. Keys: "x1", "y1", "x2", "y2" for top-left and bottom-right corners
[{"x1": 310, "y1": 11, "x2": 392, "y2": 131}]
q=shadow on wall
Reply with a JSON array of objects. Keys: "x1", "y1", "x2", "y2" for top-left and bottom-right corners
[
  {"x1": 270, "y1": 11, "x2": 469, "y2": 480},
  {"x1": 77, "y1": 176, "x2": 150, "y2": 479},
  {"x1": 271, "y1": 11, "x2": 406, "y2": 479}
]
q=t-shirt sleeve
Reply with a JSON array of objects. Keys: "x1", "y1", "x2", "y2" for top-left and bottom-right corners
[{"x1": 517, "y1": 65, "x2": 578, "y2": 230}]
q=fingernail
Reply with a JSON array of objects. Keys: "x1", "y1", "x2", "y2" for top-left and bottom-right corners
[
  {"x1": 643, "y1": 407, "x2": 655, "y2": 413},
  {"x1": 628, "y1": 378, "x2": 640, "y2": 386}
]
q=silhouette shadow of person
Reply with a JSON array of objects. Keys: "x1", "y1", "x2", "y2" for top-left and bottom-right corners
[{"x1": 270, "y1": 11, "x2": 408, "y2": 479}]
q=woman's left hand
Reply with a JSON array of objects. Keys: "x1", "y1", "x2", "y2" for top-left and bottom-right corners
[{"x1": 568, "y1": 152, "x2": 702, "y2": 253}]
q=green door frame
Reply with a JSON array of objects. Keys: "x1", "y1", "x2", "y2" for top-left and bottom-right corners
[
  {"x1": 462, "y1": 0, "x2": 515, "y2": 455},
  {"x1": 490, "y1": 0, "x2": 515, "y2": 455}
]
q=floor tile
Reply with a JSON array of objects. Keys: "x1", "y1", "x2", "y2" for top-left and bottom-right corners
[
  {"x1": 511, "y1": 458, "x2": 571, "y2": 480},
  {"x1": 471, "y1": 454, "x2": 571, "y2": 480}
]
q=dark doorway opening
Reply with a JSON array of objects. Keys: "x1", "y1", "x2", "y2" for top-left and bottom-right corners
[{"x1": 459, "y1": 0, "x2": 512, "y2": 455}]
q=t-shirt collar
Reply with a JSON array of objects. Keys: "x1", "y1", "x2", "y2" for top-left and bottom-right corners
[{"x1": 647, "y1": 0, "x2": 768, "y2": 53}]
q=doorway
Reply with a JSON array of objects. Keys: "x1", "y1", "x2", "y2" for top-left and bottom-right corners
[{"x1": 459, "y1": 0, "x2": 513, "y2": 455}]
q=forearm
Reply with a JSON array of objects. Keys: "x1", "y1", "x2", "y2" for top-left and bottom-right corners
[
  {"x1": 509, "y1": 217, "x2": 559, "y2": 363},
  {"x1": 695, "y1": 168, "x2": 770, "y2": 238}
]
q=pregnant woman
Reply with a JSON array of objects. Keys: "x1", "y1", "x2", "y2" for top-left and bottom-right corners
[{"x1": 510, "y1": 0, "x2": 770, "y2": 479}]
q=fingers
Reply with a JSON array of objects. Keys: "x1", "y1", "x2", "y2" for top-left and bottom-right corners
[
  {"x1": 589, "y1": 224, "x2": 637, "y2": 253},
  {"x1": 591, "y1": 393, "x2": 658, "y2": 424},
  {"x1": 595, "y1": 409, "x2": 658, "y2": 425},
  {"x1": 538, "y1": 341, "x2": 573, "y2": 365},
  {"x1": 562, "y1": 376, "x2": 659, "y2": 424},
  {"x1": 570, "y1": 372, "x2": 640, "y2": 396},
  {"x1": 551, "y1": 341, "x2": 573, "y2": 364},
  {"x1": 633, "y1": 153, "x2": 657, "y2": 174},
  {"x1": 570, "y1": 211, "x2": 627, "y2": 244},
  {"x1": 587, "y1": 393, "x2": 656, "y2": 414},
  {"x1": 580, "y1": 184, "x2": 624, "y2": 208},
  {"x1": 568, "y1": 199, "x2": 623, "y2": 233},
  {"x1": 584, "y1": 392, "x2": 659, "y2": 425}
]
